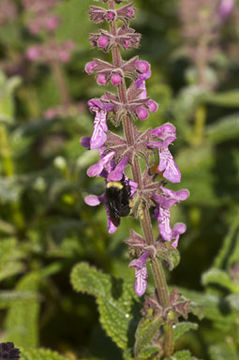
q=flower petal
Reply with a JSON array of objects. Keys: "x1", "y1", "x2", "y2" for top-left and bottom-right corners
[
  {"x1": 151, "y1": 123, "x2": 176, "y2": 141},
  {"x1": 90, "y1": 110, "x2": 108, "y2": 149},
  {"x1": 134, "y1": 267, "x2": 147, "y2": 297},
  {"x1": 158, "y1": 148, "x2": 181, "y2": 183},
  {"x1": 108, "y1": 156, "x2": 128, "y2": 181}
]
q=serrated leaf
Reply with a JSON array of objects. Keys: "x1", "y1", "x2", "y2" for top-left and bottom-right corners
[
  {"x1": 206, "y1": 114, "x2": 239, "y2": 143},
  {"x1": 173, "y1": 322, "x2": 198, "y2": 342},
  {"x1": 71, "y1": 262, "x2": 140, "y2": 350},
  {"x1": 209, "y1": 343, "x2": 238, "y2": 360},
  {"x1": 5, "y1": 272, "x2": 41, "y2": 347},
  {"x1": 134, "y1": 317, "x2": 162, "y2": 359},
  {"x1": 20, "y1": 348, "x2": 71, "y2": 360}
]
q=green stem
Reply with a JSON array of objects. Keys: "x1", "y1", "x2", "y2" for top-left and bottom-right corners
[
  {"x1": 0, "y1": 124, "x2": 24, "y2": 230},
  {"x1": 109, "y1": 2, "x2": 174, "y2": 356},
  {"x1": 192, "y1": 104, "x2": 206, "y2": 146}
]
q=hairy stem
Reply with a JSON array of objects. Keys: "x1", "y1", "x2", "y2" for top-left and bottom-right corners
[{"x1": 109, "y1": 1, "x2": 174, "y2": 356}]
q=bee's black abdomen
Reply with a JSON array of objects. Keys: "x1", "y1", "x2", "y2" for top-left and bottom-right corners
[{"x1": 105, "y1": 177, "x2": 131, "y2": 227}]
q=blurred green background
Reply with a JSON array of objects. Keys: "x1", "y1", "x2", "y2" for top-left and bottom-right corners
[{"x1": 1, "y1": 0, "x2": 239, "y2": 359}]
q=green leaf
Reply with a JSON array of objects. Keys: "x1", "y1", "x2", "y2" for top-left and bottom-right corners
[
  {"x1": 5, "y1": 272, "x2": 41, "y2": 347},
  {"x1": 134, "y1": 317, "x2": 162, "y2": 359},
  {"x1": 179, "y1": 288, "x2": 236, "y2": 332},
  {"x1": 0, "y1": 238, "x2": 24, "y2": 282},
  {"x1": 165, "y1": 350, "x2": 196, "y2": 360},
  {"x1": 173, "y1": 322, "x2": 198, "y2": 342},
  {"x1": 226, "y1": 294, "x2": 239, "y2": 311},
  {"x1": 206, "y1": 114, "x2": 239, "y2": 143},
  {"x1": 209, "y1": 343, "x2": 238, "y2": 360},
  {"x1": 202, "y1": 268, "x2": 239, "y2": 293},
  {"x1": 71, "y1": 262, "x2": 140, "y2": 350},
  {"x1": 205, "y1": 91, "x2": 239, "y2": 107},
  {"x1": 20, "y1": 348, "x2": 71, "y2": 360},
  {"x1": 0, "y1": 71, "x2": 21, "y2": 124},
  {"x1": 0, "y1": 291, "x2": 37, "y2": 309},
  {"x1": 213, "y1": 221, "x2": 239, "y2": 270}
]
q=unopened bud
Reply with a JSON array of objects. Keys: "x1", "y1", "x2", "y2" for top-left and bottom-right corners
[
  {"x1": 97, "y1": 73, "x2": 108, "y2": 85},
  {"x1": 97, "y1": 35, "x2": 109, "y2": 48},
  {"x1": 135, "y1": 60, "x2": 150, "y2": 73},
  {"x1": 85, "y1": 61, "x2": 97, "y2": 74},
  {"x1": 136, "y1": 106, "x2": 149, "y2": 120},
  {"x1": 111, "y1": 72, "x2": 122, "y2": 86}
]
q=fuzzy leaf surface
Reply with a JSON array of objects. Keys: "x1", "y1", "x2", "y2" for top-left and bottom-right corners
[
  {"x1": 71, "y1": 262, "x2": 140, "y2": 350},
  {"x1": 173, "y1": 322, "x2": 198, "y2": 342},
  {"x1": 20, "y1": 348, "x2": 71, "y2": 360}
]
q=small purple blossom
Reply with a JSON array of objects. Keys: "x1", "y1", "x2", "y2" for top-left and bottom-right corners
[
  {"x1": 136, "y1": 107, "x2": 149, "y2": 120},
  {"x1": 135, "y1": 68, "x2": 151, "y2": 99},
  {"x1": 172, "y1": 223, "x2": 187, "y2": 248},
  {"x1": 88, "y1": 98, "x2": 114, "y2": 149},
  {"x1": 153, "y1": 188, "x2": 189, "y2": 243},
  {"x1": 87, "y1": 151, "x2": 115, "y2": 177},
  {"x1": 107, "y1": 156, "x2": 128, "y2": 181},
  {"x1": 148, "y1": 123, "x2": 181, "y2": 183},
  {"x1": 85, "y1": 61, "x2": 97, "y2": 74},
  {"x1": 111, "y1": 72, "x2": 122, "y2": 86},
  {"x1": 129, "y1": 251, "x2": 149, "y2": 297},
  {"x1": 219, "y1": 0, "x2": 234, "y2": 20}
]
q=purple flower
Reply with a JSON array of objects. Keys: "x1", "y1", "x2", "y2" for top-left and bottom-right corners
[
  {"x1": 148, "y1": 123, "x2": 181, "y2": 183},
  {"x1": 85, "y1": 61, "x2": 97, "y2": 74},
  {"x1": 107, "y1": 156, "x2": 128, "y2": 181},
  {"x1": 111, "y1": 72, "x2": 122, "y2": 86},
  {"x1": 153, "y1": 188, "x2": 190, "y2": 243},
  {"x1": 129, "y1": 251, "x2": 149, "y2": 297},
  {"x1": 88, "y1": 99, "x2": 114, "y2": 149},
  {"x1": 219, "y1": 0, "x2": 234, "y2": 20},
  {"x1": 87, "y1": 151, "x2": 115, "y2": 177},
  {"x1": 172, "y1": 223, "x2": 187, "y2": 248},
  {"x1": 135, "y1": 69, "x2": 151, "y2": 99}
]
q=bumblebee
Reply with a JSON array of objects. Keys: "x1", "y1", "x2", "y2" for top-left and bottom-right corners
[{"x1": 105, "y1": 177, "x2": 131, "y2": 227}]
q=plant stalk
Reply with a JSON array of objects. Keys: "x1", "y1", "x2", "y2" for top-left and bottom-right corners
[
  {"x1": 0, "y1": 124, "x2": 24, "y2": 230},
  {"x1": 109, "y1": 2, "x2": 174, "y2": 356}
]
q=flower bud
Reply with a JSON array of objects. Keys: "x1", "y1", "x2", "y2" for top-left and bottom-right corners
[
  {"x1": 127, "y1": 7, "x2": 135, "y2": 18},
  {"x1": 136, "y1": 106, "x2": 149, "y2": 120},
  {"x1": 85, "y1": 61, "x2": 97, "y2": 74},
  {"x1": 135, "y1": 60, "x2": 150, "y2": 73},
  {"x1": 111, "y1": 72, "x2": 122, "y2": 86},
  {"x1": 97, "y1": 35, "x2": 110, "y2": 48},
  {"x1": 97, "y1": 73, "x2": 108, "y2": 85},
  {"x1": 26, "y1": 46, "x2": 40, "y2": 60},
  {"x1": 146, "y1": 100, "x2": 158, "y2": 113},
  {"x1": 123, "y1": 39, "x2": 131, "y2": 48},
  {"x1": 105, "y1": 10, "x2": 116, "y2": 21}
]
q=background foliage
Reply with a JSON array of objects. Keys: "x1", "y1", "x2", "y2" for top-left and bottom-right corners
[{"x1": 0, "y1": 0, "x2": 239, "y2": 359}]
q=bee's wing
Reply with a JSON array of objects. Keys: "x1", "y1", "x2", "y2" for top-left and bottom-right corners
[{"x1": 107, "y1": 198, "x2": 121, "y2": 227}]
